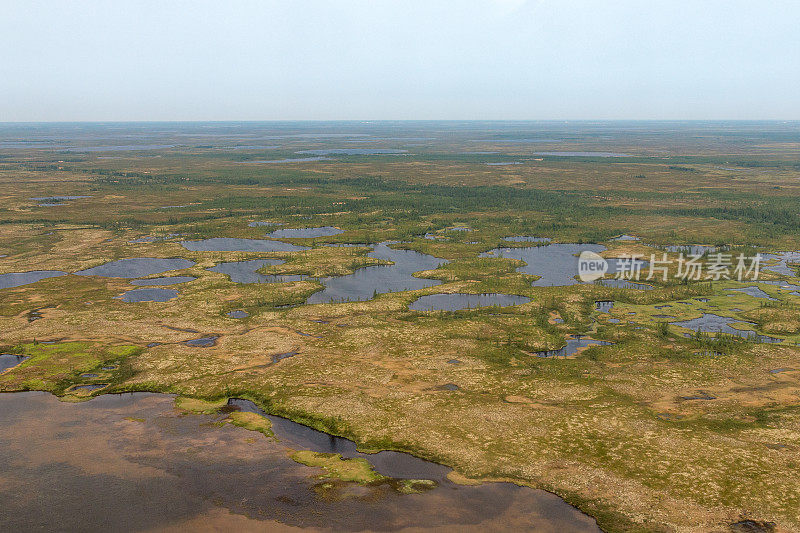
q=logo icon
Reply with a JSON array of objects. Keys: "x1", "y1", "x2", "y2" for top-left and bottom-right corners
[{"x1": 578, "y1": 250, "x2": 608, "y2": 282}]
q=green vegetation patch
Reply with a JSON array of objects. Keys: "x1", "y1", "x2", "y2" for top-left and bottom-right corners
[
  {"x1": 228, "y1": 410, "x2": 274, "y2": 437},
  {"x1": 175, "y1": 396, "x2": 228, "y2": 414},
  {"x1": 290, "y1": 450, "x2": 386, "y2": 484},
  {"x1": 0, "y1": 341, "x2": 141, "y2": 395}
]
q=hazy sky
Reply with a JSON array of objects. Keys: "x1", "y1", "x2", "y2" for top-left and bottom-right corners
[{"x1": 2, "y1": 0, "x2": 798, "y2": 121}]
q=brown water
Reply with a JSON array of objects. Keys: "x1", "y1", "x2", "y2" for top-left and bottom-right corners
[{"x1": 0, "y1": 392, "x2": 600, "y2": 532}]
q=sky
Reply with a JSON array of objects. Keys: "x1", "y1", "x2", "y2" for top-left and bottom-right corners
[{"x1": 1, "y1": 0, "x2": 799, "y2": 121}]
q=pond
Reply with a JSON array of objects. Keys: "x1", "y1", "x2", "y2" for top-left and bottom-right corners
[
  {"x1": 183, "y1": 336, "x2": 219, "y2": 347},
  {"x1": 595, "y1": 279, "x2": 653, "y2": 290},
  {"x1": 181, "y1": 238, "x2": 308, "y2": 253},
  {"x1": 208, "y1": 259, "x2": 303, "y2": 284},
  {"x1": 30, "y1": 195, "x2": 93, "y2": 201},
  {"x1": 0, "y1": 354, "x2": 28, "y2": 373},
  {"x1": 762, "y1": 251, "x2": 800, "y2": 276},
  {"x1": 533, "y1": 336, "x2": 613, "y2": 358},
  {"x1": 226, "y1": 310, "x2": 249, "y2": 318},
  {"x1": 76, "y1": 258, "x2": 195, "y2": 278},
  {"x1": 130, "y1": 276, "x2": 196, "y2": 286},
  {"x1": 0, "y1": 270, "x2": 66, "y2": 290},
  {"x1": 725, "y1": 286, "x2": 777, "y2": 300},
  {"x1": 481, "y1": 243, "x2": 638, "y2": 286},
  {"x1": 671, "y1": 313, "x2": 782, "y2": 342},
  {"x1": 271, "y1": 351, "x2": 298, "y2": 364},
  {"x1": 409, "y1": 293, "x2": 531, "y2": 312},
  {"x1": 32, "y1": 195, "x2": 92, "y2": 207},
  {"x1": 595, "y1": 301, "x2": 614, "y2": 313},
  {"x1": 265, "y1": 226, "x2": 344, "y2": 239},
  {"x1": 662, "y1": 244, "x2": 721, "y2": 255},
  {"x1": 305, "y1": 242, "x2": 447, "y2": 304},
  {"x1": 119, "y1": 288, "x2": 179, "y2": 303},
  {"x1": 0, "y1": 392, "x2": 600, "y2": 532}
]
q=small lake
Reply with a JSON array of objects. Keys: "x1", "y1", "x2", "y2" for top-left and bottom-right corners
[
  {"x1": 265, "y1": 226, "x2": 344, "y2": 239},
  {"x1": 0, "y1": 354, "x2": 28, "y2": 373},
  {"x1": 119, "y1": 288, "x2": 179, "y2": 303},
  {"x1": 226, "y1": 310, "x2": 249, "y2": 318},
  {"x1": 595, "y1": 301, "x2": 614, "y2": 313},
  {"x1": 183, "y1": 336, "x2": 219, "y2": 347},
  {"x1": 130, "y1": 276, "x2": 196, "y2": 286},
  {"x1": 306, "y1": 242, "x2": 447, "y2": 304},
  {"x1": 31, "y1": 195, "x2": 92, "y2": 201},
  {"x1": 0, "y1": 392, "x2": 599, "y2": 532},
  {"x1": 481, "y1": 244, "x2": 650, "y2": 287},
  {"x1": 76, "y1": 258, "x2": 195, "y2": 278},
  {"x1": 0, "y1": 270, "x2": 66, "y2": 290},
  {"x1": 725, "y1": 286, "x2": 777, "y2": 300},
  {"x1": 209, "y1": 259, "x2": 303, "y2": 284},
  {"x1": 671, "y1": 313, "x2": 781, "y2": 342},
  {"x1": 181, "y1": 238, "x2": 308, "y2": 253},
  {"x1": 481, "y1": 244, "x2": 608, "y2": 286},
  {"x1": 762, "y1": 251, "x2": 800, "y2": 276},
  {"x1": 409, "y1": 293, "x2": 531, "y2": 312}
]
